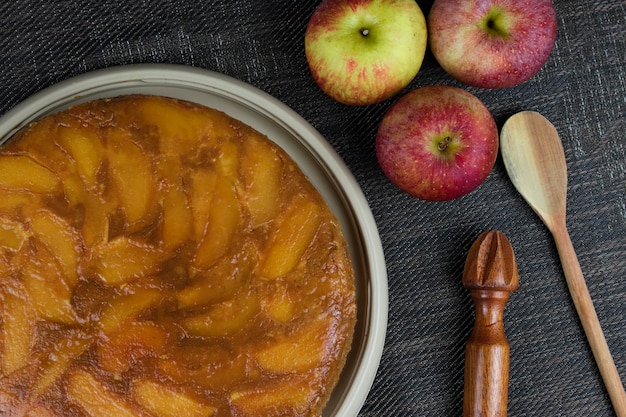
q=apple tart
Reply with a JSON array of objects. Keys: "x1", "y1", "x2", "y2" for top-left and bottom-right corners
[{"x1": 0, "y1": 95, "x2": 357, "y2": 417}]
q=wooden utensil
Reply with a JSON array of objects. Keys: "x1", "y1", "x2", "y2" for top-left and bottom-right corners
[
  {"x1": 500, "y1": 111, "x2": 626, "y2": 417},
  {"x1": 463, "y1": 230, "x2": 519, "y2": 417}
]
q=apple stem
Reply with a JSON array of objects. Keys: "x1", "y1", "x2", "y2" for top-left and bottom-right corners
[
  {"x1": 438, "y1": 136, "x2": 452, "y2": 151},
  {"x1": 360, "y1": 28, "x2": 369, "y2": 37}
]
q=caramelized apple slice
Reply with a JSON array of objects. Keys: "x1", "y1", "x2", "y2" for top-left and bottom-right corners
[
  {"x1": 194, "y1": 179, "x2": 241, "y2": 268},
  {"x1": 136, "y1": 96, "x2": 211, "y2": 155},
  {"x1": 79, "y1": 190, "x2": 111, "y2": 247},
  {"x1": 0, "y1": 189, "x2": 37, "y2": 216},
  {"x1": 67, "y1": 370, "x2": 139, "y2": 417},
  {"x1": 61, "y1": 171, "x2": 85, "y2": 207},
  {"x1": 187, "y1": 168, "x2": 217, "y2": 241},
  {"x1": 58, "y1": 162, "x2": 111, "y2": 248},
  {"x1": 0, "y1": 288, "x2": 35, "y2": 376},
  {"x1": 262, "y1": 282, "x2": 295, "y2": 323},
  {"x1": 154, "y1": 154, "x2": 191, "y2": 250},
  {"x1": 215, "y1": 140, "x2": 239, "y2": 178},
  {"x1": 28, "y1": 209, "x2": 82, "y2": 287},
  {"x1": 56, "y1": 125, "x2": 105, "y2": 185},
  {"x1": 160, "y1": 183, "x2": 193, "y2": 251},
  {"x1": 241, "y1": 134, "x2": 283, "y2": 227},
  {"x1": 195, "y1": 354, "x2": 248, "y2": 390},
  {"x1": 32, "y1": 333, "x2": 92, "y2": 396},
  {"x1": 230, "y1": 376, "x2": 319, "y2": 416},
  {"x1": 97, "y1": 285, "x2": 161, "y2": 335},
  {"x1": 132, "y1": 379, "x2": 216, "y2": 417},
  {"x1": 181, "y1": 288, "x2": 260, "y2": 337},
  {"x1": 22, "y1": 245, "x2": 76, "y2": 325},
  {"x1": 107, "y1": 129, "x2": 156, "y2": 227},
  {"x1": 0, "y1": 217, "x2": 27, "y2": 252},
  {"x1": 0, "y1": 155, "x2": 61, "y2": 194},
  {"x1": 254, "y1": 317, "x2": 330, "y2": 373},
  {"x1": 157, "y1": 352, "x2": 247, "y2": 391},
  {"x1": 260, "y1": 194, "x2": 322, "y2": 279},
  {"x1": 97, "y1": 322, "x2": 168, "y2": 375},
  {"x1": 177, "y1": 239, "x2": 256, "y2": 309},
  {"x1": 8, "y1": 117, "x2": 73, "y2": 177},
  {"x1": 88, "y1": 237, "x2": 163, "y2": 287}
]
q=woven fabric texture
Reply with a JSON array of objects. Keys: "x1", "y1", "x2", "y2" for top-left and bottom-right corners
[{"x1": 0, "y1": 1, "x2": 624, "y2": 416}]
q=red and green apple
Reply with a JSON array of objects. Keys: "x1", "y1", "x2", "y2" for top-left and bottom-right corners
[
  {"x1": 376, "y1": 86, "x2": 499, "y2": 201},
  {"x1": 428, "y1": 0, "x2": 557, "y2": 89},
  {"x1": 305, "y1": 0, "x2": 428, "y2": 106}
]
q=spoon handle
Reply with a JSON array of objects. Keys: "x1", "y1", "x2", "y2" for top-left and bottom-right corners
[{"x1": 552, "y1": 220, "x2": 626, "y2": 416}]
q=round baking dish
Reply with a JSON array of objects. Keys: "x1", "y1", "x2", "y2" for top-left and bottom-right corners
[{"x1": 0, "y1": 64, "x2": 388, "y2": 417}]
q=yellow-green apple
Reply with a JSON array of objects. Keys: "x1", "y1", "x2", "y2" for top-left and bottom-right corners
[
  {"x1": 376, "y1": 86, "x2": 498, "y2": 201},
  {"x1": 428, "y1": 0, "x2": 557, "y2": 88},
  {"x1": 304, "y1": 0, "x2": 427, "y2": 106}
]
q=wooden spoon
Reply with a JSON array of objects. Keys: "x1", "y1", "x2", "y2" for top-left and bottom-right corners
[{"x1": 500, "y1": 111, "x2": 626, "y2": 417}]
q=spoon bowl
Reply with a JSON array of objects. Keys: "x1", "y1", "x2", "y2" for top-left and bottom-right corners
[
  {"x1": 500, "y1": 111, "x2": 626, "y2": 417},
  {"x1": 501, "y1": 111, "x2": 568, "y2": 226}
]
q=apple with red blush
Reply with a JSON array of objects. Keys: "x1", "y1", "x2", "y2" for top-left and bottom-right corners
[
  {"x1": 427, "y1": 0, "x2": 557, "y2": 88},
  {"x1": 376, "y1": 86, "x2": 499, "y2": 201},
  {"x1": 304, "y1": 0, "x2": 428, "y2": 106}
]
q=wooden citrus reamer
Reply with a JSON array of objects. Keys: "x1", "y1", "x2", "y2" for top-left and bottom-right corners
[{"x1": 462, "y1": 230, "x2": 519, "y2": 417}]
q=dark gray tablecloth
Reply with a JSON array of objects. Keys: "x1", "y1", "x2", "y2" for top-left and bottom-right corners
[{"x1": 1, "y1": 1, "x2": 624, "y2": 416}]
